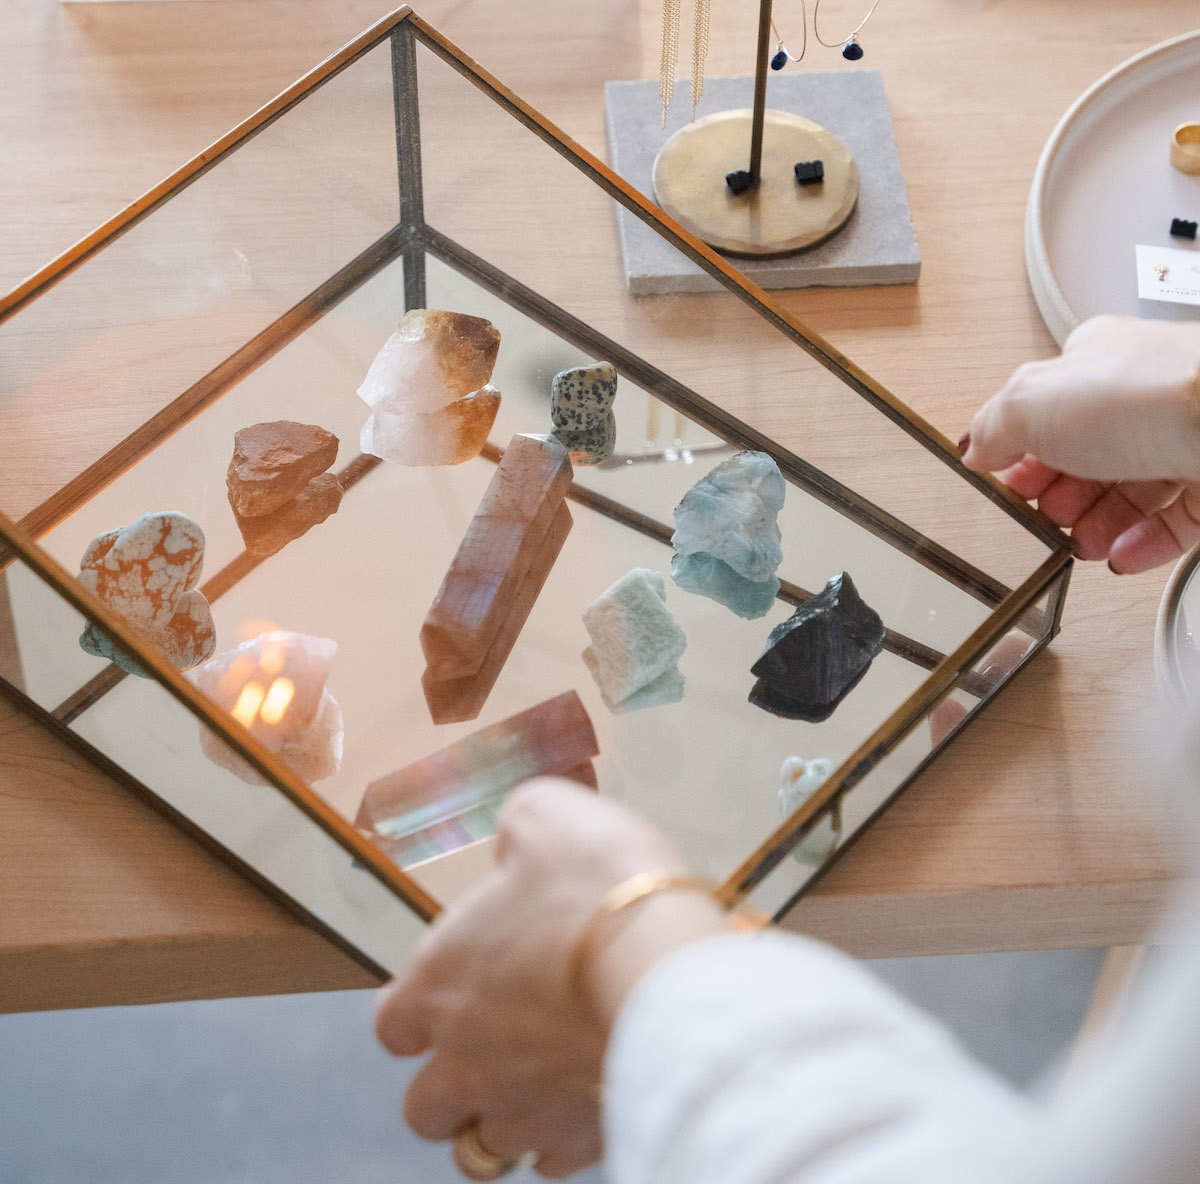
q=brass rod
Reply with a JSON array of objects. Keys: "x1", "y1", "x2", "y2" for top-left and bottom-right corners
[
  {"x1": 391, "y1": 24, "x2": 427, "y2": 312},
  {"x1": 749, "y1": 0, "x2": 773, "y2": 181},
  {"x1": 423, "y1": 223, "x2": 1014, "y2": 610}
]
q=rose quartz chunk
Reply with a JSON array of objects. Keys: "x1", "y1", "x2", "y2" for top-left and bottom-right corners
[{"x1": 192, "y1": 631, "x2": 343, "y2": 784}]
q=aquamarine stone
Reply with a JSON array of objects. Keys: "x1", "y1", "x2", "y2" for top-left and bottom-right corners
[
  {"x1": 582, "y1": 568, "x2": 686, "y2": 712},
  {"x1": 671, "y1": 451, "x2": 785, "y2": 619}
]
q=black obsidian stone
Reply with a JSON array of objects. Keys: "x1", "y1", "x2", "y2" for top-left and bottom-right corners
[
  {"x1": 726, "y1": 169, "x2": 756, "y2": 195},
  {"x1": 1170, "y1": 218, "x2": 1198, "y2": 240},
  {"x1": 749, "y1": 572, "x2": 885, "y2": 722},
  {"x1": 794, "y1": 159, "x2": 825, "y2": 185},
  {"x1": 842, "y1": 41, "x2": 864, "y2": 60},
  {"x1": 771, "y1": 49, "x2": 788, "y2": 70}
]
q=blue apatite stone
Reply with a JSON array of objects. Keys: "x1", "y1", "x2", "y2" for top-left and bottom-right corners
[
  {"x1": 671, "y1": 451, "x2": 785, "y2": 619},
  {"x1": 770, "y1": 49, "x2": 788, "y2": 70},
  {"x1": 842, "y1": 40, "x2": 864, "y2": 60},
  {"x1": 79, "y1": 622, "x2": 151, "y2": 678},
  {"x1": 671, "y1": 553, "x2": 780, "y2": 620}
]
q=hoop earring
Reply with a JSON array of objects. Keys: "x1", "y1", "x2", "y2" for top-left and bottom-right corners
[
  {"x1": 660, "y1": 0, "x2": 682, "y2": 126},
  {"x1": 769, "y1": 1, "x2": 807, "y2": 71},
  {"x1": 813, "y1": 0, "x2": 881, "y2": 60}
]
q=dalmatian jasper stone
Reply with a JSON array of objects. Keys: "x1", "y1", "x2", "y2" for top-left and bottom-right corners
[
  {"x1": 552, "y1": 412, "x2": 616, "y2": 466},
  {"x1": 550, "y1": 362, "x2": 617, "y2": 432}
]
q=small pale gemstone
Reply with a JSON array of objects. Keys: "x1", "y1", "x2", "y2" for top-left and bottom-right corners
[{"x1": 778, "y1": 756, "x2": 839, "y2": 866}]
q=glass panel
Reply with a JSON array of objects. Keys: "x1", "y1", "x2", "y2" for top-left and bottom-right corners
[
  {"x1": 745, "y1": 574, "x2": 1065, "y2": 919},
  {"x1": 0, "y1": 20, "x2": 1067, "y2": 953},
  {"x1": 0, "y1": 556, "x2": 426, "y2": 975}
]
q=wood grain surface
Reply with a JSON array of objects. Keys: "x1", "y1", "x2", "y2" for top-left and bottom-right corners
[{"x1": 0, "y1": 0, "x2": 1193, "y2": 1010}]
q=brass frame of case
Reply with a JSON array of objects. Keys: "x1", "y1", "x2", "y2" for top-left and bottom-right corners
[{"x1": 0, "y1": 8, "x2": 1074, "y2": 947}]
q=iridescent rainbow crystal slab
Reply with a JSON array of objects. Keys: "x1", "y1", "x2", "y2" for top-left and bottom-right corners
[
  {"x1": 421, "y1": 434, "x2": 573, "y2": 724},
  {"x1": 356, "y1": 690, "x2": 598, "y2": 866},
  {"x1": 78, "y1": 511, "x2": 216, "y2": 676}
]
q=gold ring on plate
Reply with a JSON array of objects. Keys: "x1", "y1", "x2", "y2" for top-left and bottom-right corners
[{"x1": 1170, "y1": 122, "x2": 1200, "y2": 175}]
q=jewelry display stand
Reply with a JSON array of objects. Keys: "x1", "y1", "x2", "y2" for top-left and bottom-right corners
[
  {"x1": 1026, "y1": 30, "x2": 1200, "y2": 344},
  {"x1": 606, "y1": 71, "x2": 919, "y2": 293}
]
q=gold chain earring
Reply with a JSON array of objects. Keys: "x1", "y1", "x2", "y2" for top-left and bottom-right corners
[
  {"x1": 660, "y1": 0, "x2": 682, "y2": 126},
  {"x1": 813, "y1": 0, "x2": 881, "y2": 59},
  {"x1": 691, "y1": 0, "x2": 711, "y2": 119}
]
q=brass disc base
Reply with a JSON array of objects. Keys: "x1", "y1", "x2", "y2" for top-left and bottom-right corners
[{"x1": 653, "y1": 109, "x2": 860, "y2": 257}]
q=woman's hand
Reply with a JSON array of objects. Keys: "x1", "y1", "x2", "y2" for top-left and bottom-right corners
[
  {"x1": 374, "y1": 778, "x2": 725, "y2": 1179},
  {"x1": 962, "y1": 316, "x2": 1200, "y2": 573}
]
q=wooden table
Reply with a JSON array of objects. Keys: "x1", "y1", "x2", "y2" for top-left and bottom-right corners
[{"x1": 0, "y1": 0, "x2": 1192, "y2": 1012}]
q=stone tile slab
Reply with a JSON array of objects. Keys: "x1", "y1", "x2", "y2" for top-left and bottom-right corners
[{"x1": 604, "y1": 72, "x2": 921, "y2": 293}]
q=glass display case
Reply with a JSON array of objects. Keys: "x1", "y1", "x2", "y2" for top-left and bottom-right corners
[{"x1": 0, "y1": 7, "x2": 1073, "y2": 977}]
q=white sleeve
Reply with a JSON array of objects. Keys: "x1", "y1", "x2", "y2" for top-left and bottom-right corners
[{"x1": 604, "y1": 930, "x2": 1038, "y2": 1184}]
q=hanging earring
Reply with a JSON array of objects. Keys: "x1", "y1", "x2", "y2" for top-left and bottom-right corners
[
  {"x1": 769, "y1": 3, "x2": 807, "y2": 71},
  {"x1": 691, "y1": 0, "x2": 711, "y2": 119},
  {"x1": 660, "y1": 0, "x2": 682, "y2": 127},
  {"x1": 813, "y1": 0, "x2": 881, "y2": 60}
]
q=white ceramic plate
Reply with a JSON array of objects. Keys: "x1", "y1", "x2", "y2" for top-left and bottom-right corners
[{"x1": 1026, "y1": 31, "x2": 1200, "y2": 344}]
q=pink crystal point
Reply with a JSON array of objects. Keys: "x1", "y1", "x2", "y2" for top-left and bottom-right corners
[{"x1": 420, "y1": 434, "x2": 573, "y2": 724}]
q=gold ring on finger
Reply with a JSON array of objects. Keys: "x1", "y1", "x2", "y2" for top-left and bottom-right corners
[{"x1": 454, "y1": 1123, "x2": 522, "y2": 1180}]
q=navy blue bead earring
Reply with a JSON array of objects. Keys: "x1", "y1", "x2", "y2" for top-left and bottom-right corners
[
  {"x1": 813, "y1": 0, "x2": 880, "y2": 61},
  {"x1": 768, "y1": 11, "x2": 806, "y2": 70}
]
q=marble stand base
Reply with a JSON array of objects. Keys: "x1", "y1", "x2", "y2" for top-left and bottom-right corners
[{"x1": 604, "y1": 72, "x2": 921, "y2": 294}]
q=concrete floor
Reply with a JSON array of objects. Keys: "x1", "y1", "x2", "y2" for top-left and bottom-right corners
[{"x1": 0, "y1": 946, "x2": 1103, "y2": 1183}]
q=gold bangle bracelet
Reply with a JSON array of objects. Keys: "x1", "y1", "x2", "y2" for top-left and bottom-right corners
[
  {"x1": 1171, "y1": 122, "x2": 1200, "y2": 175},
  {"x1": 564, "y1": 870, "x2": 718, "y2": 1011}
]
